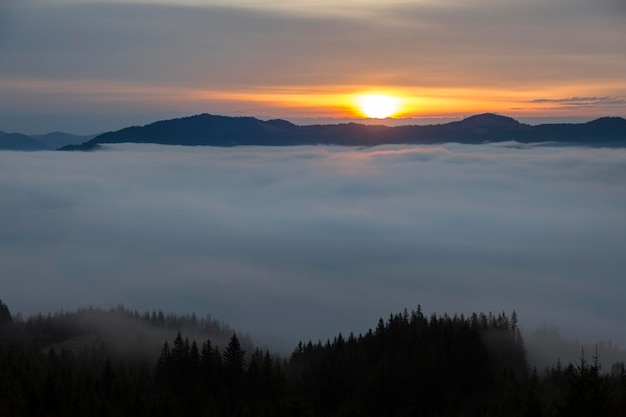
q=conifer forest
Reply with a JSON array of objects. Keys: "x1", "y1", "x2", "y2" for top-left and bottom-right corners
[{"x1": 0, "y1": 299, "x2": 624, "y2": 416}]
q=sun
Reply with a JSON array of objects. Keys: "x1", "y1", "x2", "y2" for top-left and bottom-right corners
[{"x1": 357, "y1": 94, "x2": 400, "y2": 119}]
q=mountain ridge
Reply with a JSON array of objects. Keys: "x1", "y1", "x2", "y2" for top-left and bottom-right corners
[
  {"x1": 0, "y1": 131, "x2": 97, "y2": 151},
  {"x1": 16, "y1": 112, "x2": 626, "y2": 151}
]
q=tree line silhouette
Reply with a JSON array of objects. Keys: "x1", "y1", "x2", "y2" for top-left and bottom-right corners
[
  {"x1": 0, "y1": 300, "x2": 624, "y2": 416},
  {"x1": 60, "y1": 112, "x2": 626, "y2": 151}
]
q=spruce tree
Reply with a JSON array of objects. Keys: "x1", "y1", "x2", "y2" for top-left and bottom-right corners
[
  {"x1": 223, "y1": 334, "x2": 246, "y2": 373},
  {"x1": 0, "y1": 300, "x2": 11, "y2": 324}
]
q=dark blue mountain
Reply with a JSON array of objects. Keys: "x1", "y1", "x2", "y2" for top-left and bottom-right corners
[
  {"x1": 0, "y1": 132, "x2": 49, "y2": 151},
  {"x1": 0, "y1": 131, "x2": 96, "y2": 151},
  {"x1": 31, "y1": 132, "x2": 96, "y2": 149},
  {"x1": 533, "y1": 117, "x2": 626, "y2": 144},
  {"x1": 56, "y1": 112, "x2": 626, "y2": 151}
]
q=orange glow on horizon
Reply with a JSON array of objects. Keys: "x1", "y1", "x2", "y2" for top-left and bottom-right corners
[
  {"x1": 4, "y1": 77, "x2": 623, "y2": 120},
  {"x1": 178, "y1": 85, "x2": 626, "y2": 120}
]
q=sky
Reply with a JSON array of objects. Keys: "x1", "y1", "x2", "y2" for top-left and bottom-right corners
[
  {"x1": 1, "y1": 0, "x2": 625, "y2": 134},
  {"x1": 1, "y1": 143, "x2": 626, "y2": 358}
]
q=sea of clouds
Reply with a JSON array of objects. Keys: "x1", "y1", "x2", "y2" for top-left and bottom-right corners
[{"x1": 1, "y1": 143, "x2": 626, "y2": 359}]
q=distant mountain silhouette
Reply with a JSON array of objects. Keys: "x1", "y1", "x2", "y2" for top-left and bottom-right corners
[
  {"x1": 56, "y1": 112, "x2": 626, "y2": 151},
  {"x1": 532, "y1": 117, "x2": 626, "y2": 142},
  {"x1": 451, "y1": 113, "x2": 522, "y2": 129},
  {"x1": 32, "y1": 132, "x2": 96, "y2": 149},
  {"x1": 0, "y1": 132, "x2": 48, "y2": 151},
  {"x1": 0, "y1": 131, "x2": 96, "y2": 151}
]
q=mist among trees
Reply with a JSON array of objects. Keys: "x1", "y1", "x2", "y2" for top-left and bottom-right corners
[{"x1": 0, "y1": 300, "x2": 624, "y2": 416}]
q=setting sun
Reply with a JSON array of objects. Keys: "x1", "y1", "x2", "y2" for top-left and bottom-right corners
[{"x1": 357, "y1": 94, "x2": 400, "y2": 119}]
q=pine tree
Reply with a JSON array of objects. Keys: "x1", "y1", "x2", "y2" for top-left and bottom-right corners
[
  {"x1": 224, "y1": 334, "x2": 246, "y2": 373},
  {"x1": 155, "y1": 341, "x2": 171, "y2": 384},
  {"x1": 0, "y1": 300, "x2": 11, "y2": 324}
]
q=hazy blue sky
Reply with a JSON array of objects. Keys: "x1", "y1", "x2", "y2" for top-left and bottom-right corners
[
  {"x1": 1, "y1": 0, "x2": 625, "y2": 133},
  {"x1": 2, "y1": 143, "x2": 625, "y2": 352}
]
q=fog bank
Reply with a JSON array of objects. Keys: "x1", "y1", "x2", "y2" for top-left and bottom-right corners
[{"x1": 1, "y1": 143, "x2": 625, "y2": 353}]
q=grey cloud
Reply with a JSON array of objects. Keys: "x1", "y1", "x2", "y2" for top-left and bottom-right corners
[
  {"x1": 1, "y1": 0, "x2": 625, "y2": 134},
  {"x1": 1, "y1": 143, "x2": 626, "y2": 355},
  {"x1": 532, "y1": 97, "x2": 610, "y2": 103},
  {"x1": 0, "y1": 3, "x2": 393, "y2": 86},
  {"x1": 1, "y1": 1, "x2": 623, "y2": 87},
  {"x1": 531, "y1": 96, "x2": 626, "y2": 107}
]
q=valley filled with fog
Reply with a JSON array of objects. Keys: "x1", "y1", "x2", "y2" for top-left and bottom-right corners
[{"x1": 2, "y1": 143, "x2": 625, "y2": 361}]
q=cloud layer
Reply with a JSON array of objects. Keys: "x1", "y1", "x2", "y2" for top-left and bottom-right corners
[
  {"x1": 1, "y1": 143, "x2": 626, "y2": 352},
  {"x1": 1, "y1": 0, "x2": 625, "y2": 133}
]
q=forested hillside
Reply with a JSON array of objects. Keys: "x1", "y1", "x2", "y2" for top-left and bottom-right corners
[
  {"x1": 59, "y1": 113, "x2": 626, "y2": 151},
  {"x1": 0, "y1": 300, "x2": 624, "y2": 416}
]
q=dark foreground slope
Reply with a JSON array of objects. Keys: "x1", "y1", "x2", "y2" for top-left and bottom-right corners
[
  {"x1": 1, "y1": 299, "x2": 624, "y2": 417},
  {"x1": 60, "y1": 113, "x2": 626, "y2": 150}
]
